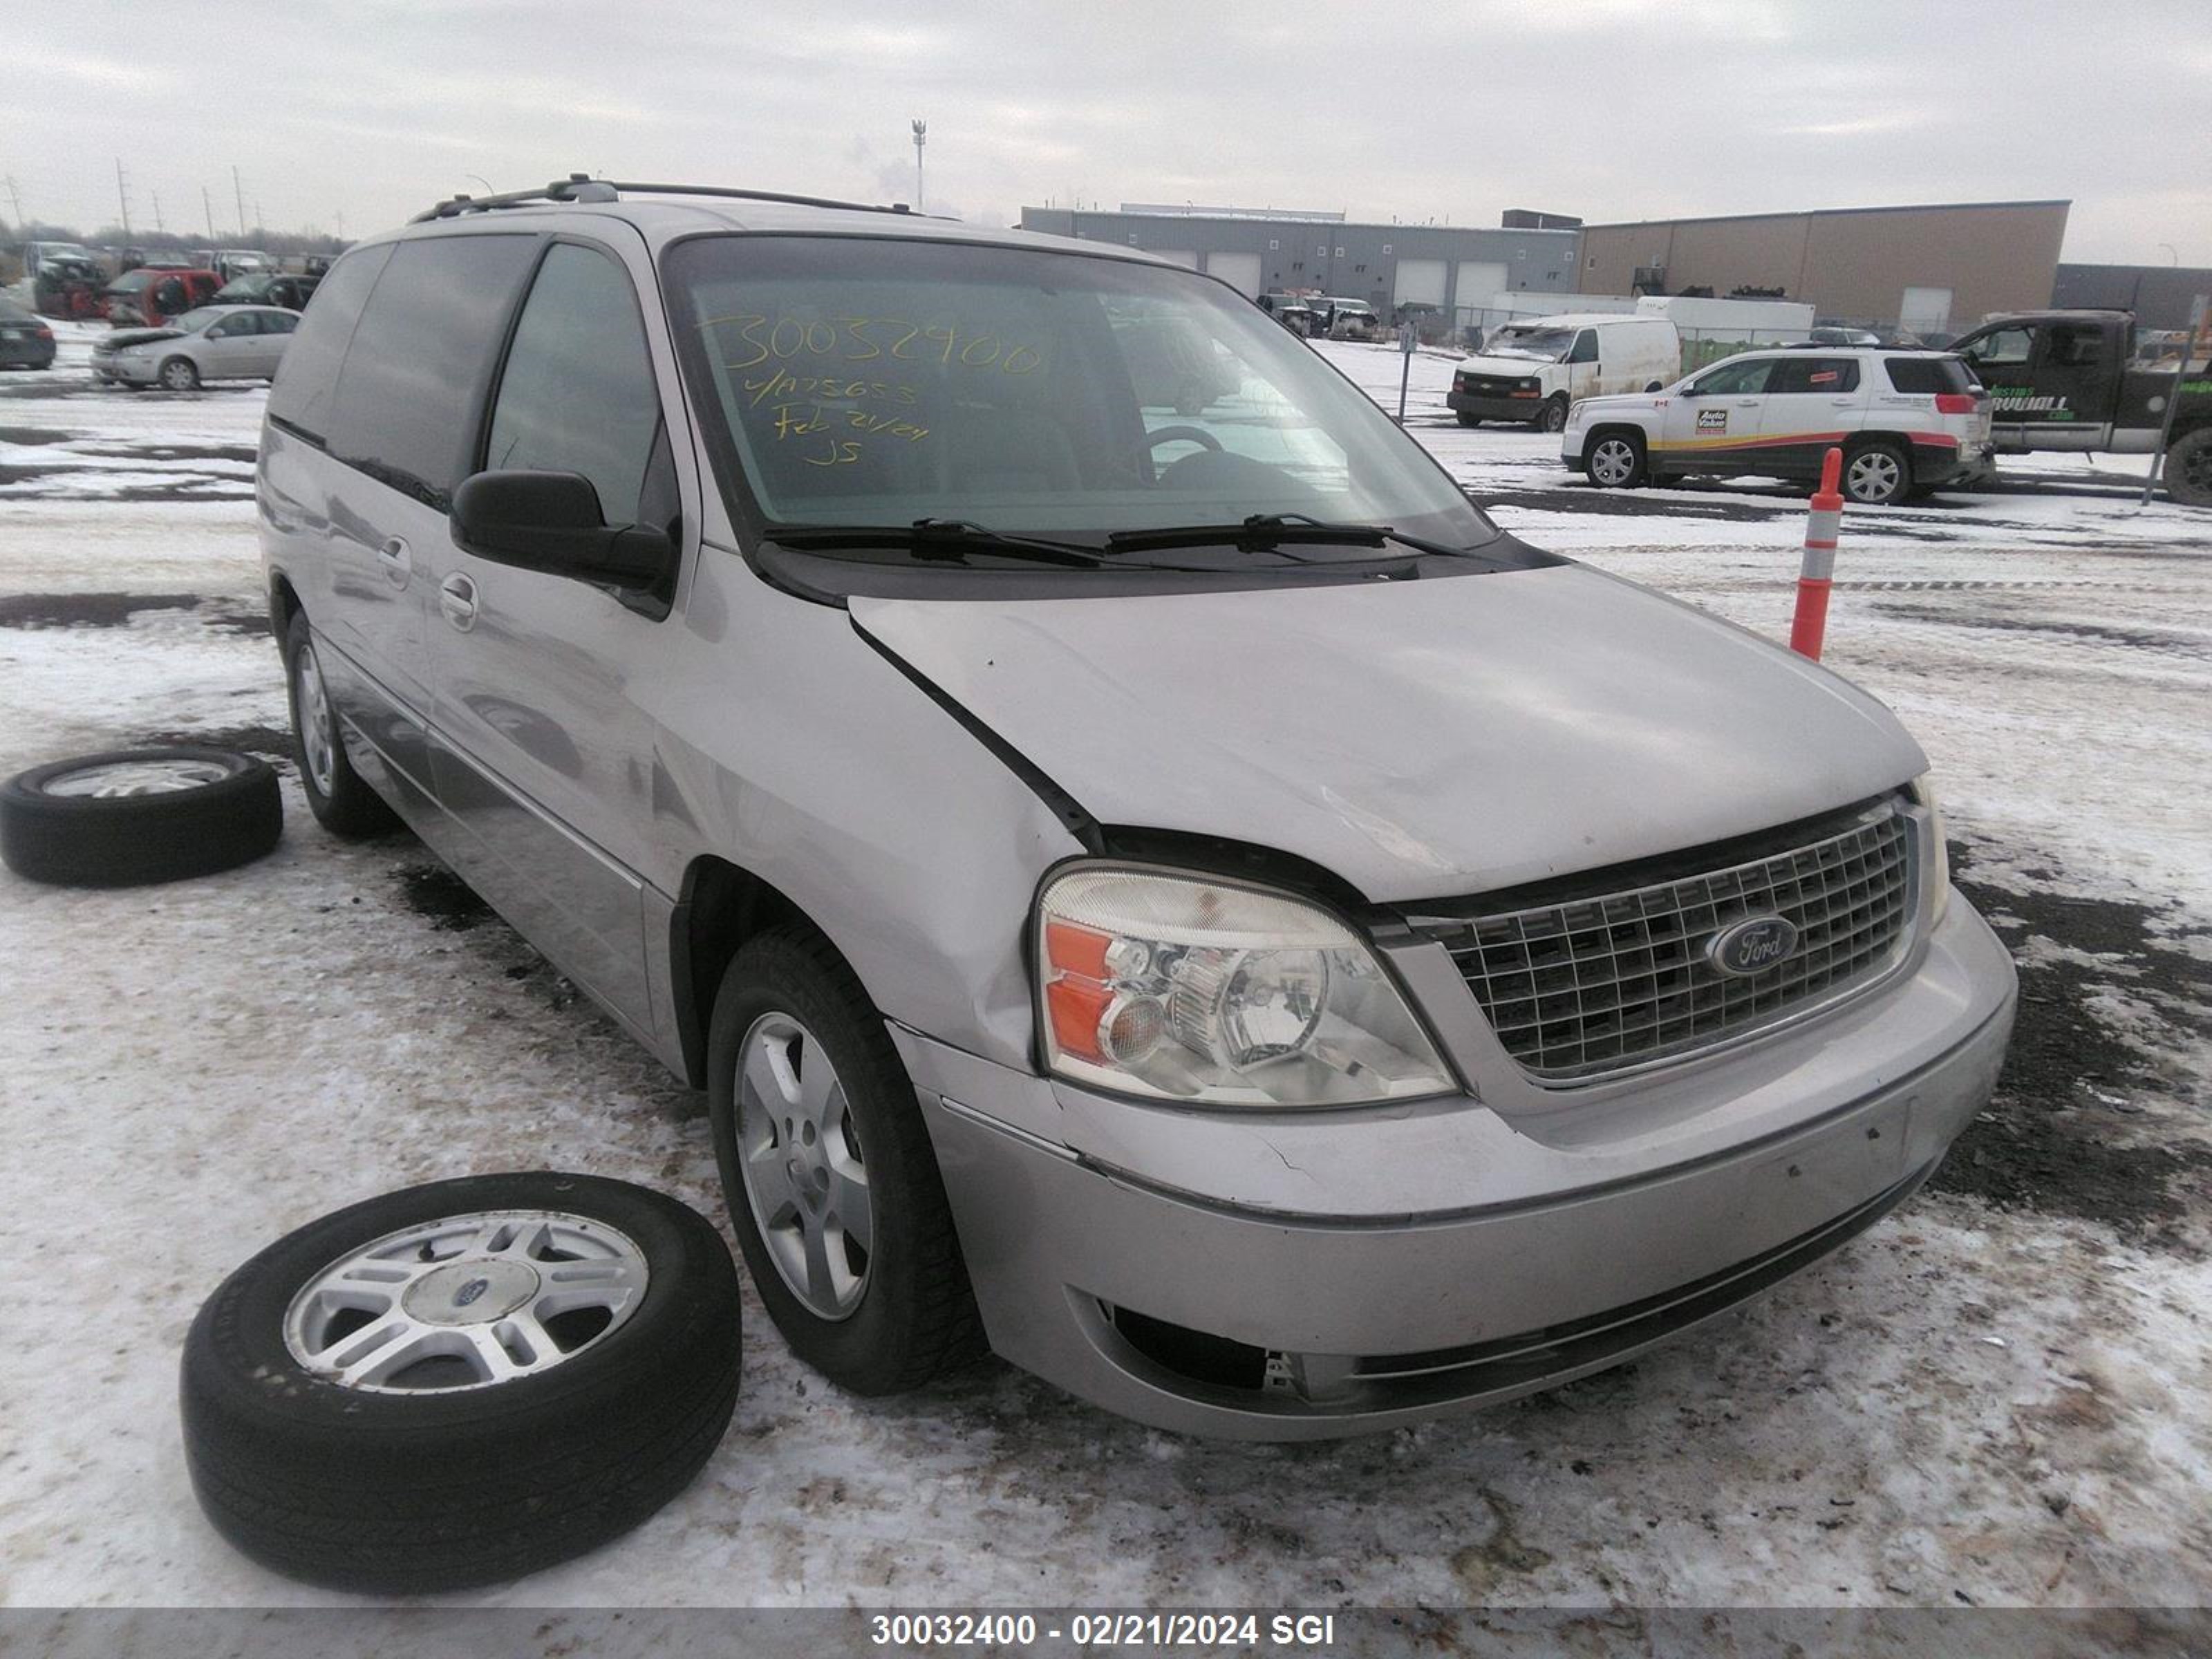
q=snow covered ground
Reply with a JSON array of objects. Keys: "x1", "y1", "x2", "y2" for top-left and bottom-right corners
[{"x1": 2, "y1": 325, "x2": 2208, "y2": 1613}]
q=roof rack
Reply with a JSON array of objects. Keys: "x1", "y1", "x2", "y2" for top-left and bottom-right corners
[{"x1": 411, "y1": 174, "x2": 915, "y2": 224}]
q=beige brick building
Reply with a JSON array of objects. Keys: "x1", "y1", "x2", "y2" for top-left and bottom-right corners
[{"x1": 1576, "y1": 200, "x2": 2070, "y2": 339}]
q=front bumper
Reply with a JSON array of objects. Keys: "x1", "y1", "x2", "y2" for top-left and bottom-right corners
[
  {"x1": 91, "y1": 357, "x2": 157, "y2": 385},
  {"x1": 1448, "y1": 391, "x2": 1546, "y2": 421},
  {"x1": 898, "y1": 900, "x2": 2016, "y2": 1439}
]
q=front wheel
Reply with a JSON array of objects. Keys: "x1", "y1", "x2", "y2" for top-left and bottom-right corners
[
  {"x1": 1842, "y1": 440, "x2": 1910, "y2": 506},
  {"x1": 158, "y1": 355, "x2": 200, "y2": 391},
  {"x1": 285, "y1": 610, "x2": 400, "y2": 837},
  {"x1": 1535, "y1": 395, "x2": 1569, "y2": 434},
  {"x1": 2166, "y1": 428, "x2": 2212, "y2": 508},
  {"x1": 706, "y1": 924, "x2": 982, "y2": 1396},
  {"x1": 1584, "y1": 432, "x2": 1647, "y2": 488},
  {"x1": 1455, "y1": 411, "x2": 1480, "y2": 428}
]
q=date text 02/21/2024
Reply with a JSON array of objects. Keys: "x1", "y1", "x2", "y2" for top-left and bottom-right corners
[{"x1": 869, "y1": 1612, "x2": 1340, "y2": 1649}]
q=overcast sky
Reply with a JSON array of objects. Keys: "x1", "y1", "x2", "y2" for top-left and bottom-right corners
[{"x1": 6, "y1": 0, "x2": 2207, "y2": 265}]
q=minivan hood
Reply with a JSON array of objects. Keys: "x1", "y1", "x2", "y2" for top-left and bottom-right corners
[{"x1": 850, "y1": 560, "x2": 1925, "y2": 903}]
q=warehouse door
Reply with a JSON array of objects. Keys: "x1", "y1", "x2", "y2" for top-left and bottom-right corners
[
  {"x1": 1394, "y1": 259, "x2": 1446, "y2": 310},
  {"x1": 1453, "y1": 261, "x2": 1508, "y2": 315},
  {"x1": 1206, "y1": 252, "x2": 1262, "y2": 297},
  {"x1": 1900, "y1": 285, "x2": 1953, "y2": 338}
]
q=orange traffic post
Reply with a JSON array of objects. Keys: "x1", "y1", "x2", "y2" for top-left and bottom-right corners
[{"x1": 1790, "y1": 447, "x2": 1844, "y2": 659}]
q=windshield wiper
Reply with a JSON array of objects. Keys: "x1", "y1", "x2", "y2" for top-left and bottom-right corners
[
  {"x1": 1105, "y1": 513, "x2": 1464, "y2": 560},
  {"x1": 763, "y1": 518, "x2": 1118, "y2": 569}
]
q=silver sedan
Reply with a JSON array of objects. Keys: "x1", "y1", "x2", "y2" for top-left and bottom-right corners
[{"x1": 91, "y1": 304, "x2": 301, "y2": 391}]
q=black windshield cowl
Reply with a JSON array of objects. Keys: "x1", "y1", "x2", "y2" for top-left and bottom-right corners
[
  {"x1": 764, "y1": 519, "x2": 1112, "y2": 569},
  {"x1": 1105, "y1": 513, "x2": 1472, "y2": 562}
]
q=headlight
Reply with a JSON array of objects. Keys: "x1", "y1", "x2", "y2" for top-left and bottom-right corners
[
  {"x1": 1035, "y1": 864, "x2": 1454, "y2": 1108},
  {"x1": 1909, "y1": 774, "x2": 1950, "y2": 923}
]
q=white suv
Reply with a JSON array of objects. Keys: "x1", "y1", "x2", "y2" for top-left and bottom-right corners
[{"x1": 1562, "y1": 347, "x2": 1992, "y2": 505}]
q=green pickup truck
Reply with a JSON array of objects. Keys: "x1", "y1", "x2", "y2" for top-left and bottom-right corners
[{"x1": 1949, "y1": 309, "x2": 2211, "y2": 505}]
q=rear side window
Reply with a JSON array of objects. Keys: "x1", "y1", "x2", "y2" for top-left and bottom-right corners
[
  {"x1": 1767, "y1": 357, "x2": 1860, "y2": 393},
  {"x1": 268, "y1": 243, "x2": 393, "y2": 440},
  {"x1": 483, "y1": 244, "x2": 663, "y2": 527},
  {"x1": 1884, "y1": 357, "x2": 1976, "y2": 395},
  {"x1": 323, "y1": 236, "x2": 538, "y2": 505}
]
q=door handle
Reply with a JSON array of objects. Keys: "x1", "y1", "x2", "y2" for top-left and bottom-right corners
[
  {"x1": 1830, "y1": 397, "x2": 1856, "y2": 406},
  {"x1": 438, "y1": 572, "x2": 478, "y2": 632},
  {"x1": 376, "y1": 536, "x2": 412, "y2": 590}
]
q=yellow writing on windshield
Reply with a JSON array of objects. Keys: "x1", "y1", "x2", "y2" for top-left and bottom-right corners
[{"x1": 702, "y1": 312, "x2": 1044, "y2": 376}]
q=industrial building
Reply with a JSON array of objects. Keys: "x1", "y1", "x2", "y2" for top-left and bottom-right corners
[
  {"x1": 1015, "y1": 204, "x2": 1579, "y2": 321},
  {"x1": 1574, "y1": 200, "x2": 2071, "y2": 340}
]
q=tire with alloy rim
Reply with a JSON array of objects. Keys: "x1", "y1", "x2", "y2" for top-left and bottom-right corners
[
  {"x1": 2167, "y1": 427, "x2": 2212, "y2": 508},
  {"x1": 1584, "y1": 430, "x2": 1647, "y2": 489},
  {"x1": 1, "y1": 747, "x2": 280, "y2": 886},
  {"x1": 180, "y1": 1172, "x2": 741, "y2": 1594},
  {"x1": 158, "y1": 355, "x2": 200, "y2": 391},
  {"x1": 285, "y1": 610, "x2": 399, "y2": 836},
  {"x1": 1535, "y1": 395, "x2": 1569, "y2": 434},
  {"x1": 1842, "y1": 440, "x2": 1911, "y2": 506},
  {"x1": 706, "y1": 923, "x2": 982, "y2": 1395}
]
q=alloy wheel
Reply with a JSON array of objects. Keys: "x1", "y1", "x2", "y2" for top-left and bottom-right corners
[
  {"x1": 733, "y1": 1011, "x2": 872, "y2": 1320},
  {"x1": 282, "y1": 1210, "x2": 649, "y2": 1392}
]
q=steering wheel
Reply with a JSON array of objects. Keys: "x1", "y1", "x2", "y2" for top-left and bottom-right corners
[
  {"x1": 1128, "y1": 424, "x2": 1224, "y2": 480},
  {"x1": 1141, "y1": 424, "x2": 1222, "y2": 455}
]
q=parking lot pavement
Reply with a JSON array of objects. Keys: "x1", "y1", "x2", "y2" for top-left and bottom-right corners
[{"x1": 1, "y1": 330, "x2": 2208, "y2": 1609}]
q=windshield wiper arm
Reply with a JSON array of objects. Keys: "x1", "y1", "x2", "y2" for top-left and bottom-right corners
[
  {"x1": 763, "y1": 518, "x2": 1116, "y2": 569},
  {"x1": 1105, "y1": 513, "x2": 1464, "y2": 559}
]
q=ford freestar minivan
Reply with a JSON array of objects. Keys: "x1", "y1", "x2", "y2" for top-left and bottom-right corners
[{"x1": 259, "y1": 178, "x2": 2016, "y2": 1439}]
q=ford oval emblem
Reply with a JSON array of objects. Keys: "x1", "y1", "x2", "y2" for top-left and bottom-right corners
[
  {"x1": 453, "y1": 1276, "x2": 491, "y2": 1308},
  {"x1": 1707, "y1": 915, "x2": 1799, "y2": 978}
]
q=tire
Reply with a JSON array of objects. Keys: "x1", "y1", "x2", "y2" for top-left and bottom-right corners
[
  {"x1": 180, "y1": 1172, "x2": 742, "y2": 1595},
  {"x1": 2166, "y1": 428, "x2": 2212, "y2": 508},
  {"x1": 1174, "y1": 377, "x2": 1207, "y2": 418},
  {"x1": 1, "y1": 747, "x2": 280, "y2": 887},
  {"x1": 1455, "y1": 411, "x2": 1481, "y2": 428},
  {"x1": 158, "y1": 355, "x2": 200, "y2": 391},
  {"x1": 1842, "y1": 440, "x2": 1911, "y2": 506},
  {"x1": 1535, "y1": 395, "x2": 1569, "y2": 434},
  {"x1": 706, "y1": 923, "x2": 982, "y2": 1396},
  {"x1": 285, "y1": 610, "x2": 400, "y2": 837},
  {"x1": 1584, "y1": 431, "x2": 1647, "y2": 489}
]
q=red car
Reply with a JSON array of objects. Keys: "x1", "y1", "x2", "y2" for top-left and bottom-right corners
[{"x1": 102, "y1": 268, "x2": 223, "y2": 328}]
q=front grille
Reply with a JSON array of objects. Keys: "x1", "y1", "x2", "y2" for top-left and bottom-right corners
[
  {"x1": 1456, "y1": 374, "x2": 1530, "y2": 398},
  {"x1": 1436, "y1": 807, "x2": 1915, "y2": 1082}
]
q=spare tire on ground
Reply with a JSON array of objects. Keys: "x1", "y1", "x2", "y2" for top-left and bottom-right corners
[
  {"x1": 180, "y1": 1172, "x2": 742, "y2": 1595},
  {"x1": 1, "y1": 746, "x2": 281, "y2": 886}
]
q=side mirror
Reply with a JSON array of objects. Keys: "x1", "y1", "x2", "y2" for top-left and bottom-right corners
[
  {"x1": 1677, "y1": 384, "x2": 1700, "y2": 398},
  {"x1": 450, "y1": 470, "x2": 673, "y2": 592}
]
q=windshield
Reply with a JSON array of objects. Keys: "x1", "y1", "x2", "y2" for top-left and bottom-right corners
[
  {"x1": 1484, "y1": 326, "x2": 1572, "y2": 363},
  {"x1": 108, "y1": 271, "x2": 151, "y2": 293},
  {"x1": 216, "y1": 276, "x2": 268, "y2": 301},
  {"x1": 175, "y1": 308, "x2": 224, "y2": 332},
  {"x1": 663, "y1": 236, "x2": 1492, "y2": 552}
]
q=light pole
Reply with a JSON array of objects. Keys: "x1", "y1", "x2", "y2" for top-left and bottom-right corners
[{"x1": 911, "y1": 120, "x2": 926, "y2": 211}]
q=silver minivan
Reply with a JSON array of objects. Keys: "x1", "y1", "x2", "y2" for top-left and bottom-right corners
[{"x1": 259, "y1": 179, "x2": 2017, "y2": 1439}]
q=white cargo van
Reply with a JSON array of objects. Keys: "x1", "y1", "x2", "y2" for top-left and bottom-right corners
[{"x1": 1448, "y1": 313, "x2": 1681, "y2": 432}]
